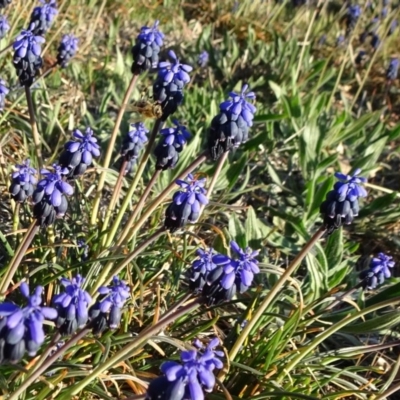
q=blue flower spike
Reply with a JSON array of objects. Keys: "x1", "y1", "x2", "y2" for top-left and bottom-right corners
[
  {"x1": 52, "y1": 275, "x2": 92, "y2": 335},
  {"x1": 89, "y1": 276, "x2": 130, "y2": 334},
  {"x1": 360, "y1": 253, "x2": 395, "y2": 290},
  {"x1": 164, "y1": 174, "x2": 208, "y2": 232},
  {"x1": 146, "y1": 338, "x2": 223, "y2": 400},
  {"x1": 208, "y1": 84, "x2": 256, "y2": 161},
  {"x1": 0, "y1": 283, "x2": 57, "y2": 364},
  {"x1": 320, "y1": 168, "x2": 367, "y2": 235}
]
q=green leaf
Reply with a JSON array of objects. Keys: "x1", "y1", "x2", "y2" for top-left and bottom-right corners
[{"x1": 340, "y1": 311, "x2": 400, "y2": 334}]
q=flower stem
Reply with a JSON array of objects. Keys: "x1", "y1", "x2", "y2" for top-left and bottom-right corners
[
  {"x1": 117, "y1": 152, "x2": 208, "y2": 247},
  {"x1": 104, "y1": 119, "x2": 163, "y2": 248},
  {"x1": 0, "y1": 221, "x2": 39, "y2": 296},
  {"x1": 101, "y1": 159, "x2": 128, "y2": 245},
  {"x1": 219, "y1": 225, "x2": 326, "y2": 381},
  {"x1": 58, "y1": 299, "x2": 203, "y2": 399},
  {"x1": 25, "y1": 85, "x2": 42, "y2": 169},
  {"x1": 8, "y1": 326, "x2": 92, "y2": 400},
  {"x1": 91, "y1": 74, "x2": 139, "y2": 226},
  {"x1": 91, "y1": 227, "x2": 166, "y2": 296},
  {"x1": 206, "y1": 151, "x2": 228, "y2": 200}
]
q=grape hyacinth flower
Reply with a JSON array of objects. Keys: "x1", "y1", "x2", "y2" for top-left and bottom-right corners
[
  {"x1": 0, "y1": 0, "x2": 10, "y2": 8},
  {"x1": 120, "y1": 122, "x2": 149, "y2": 174},
  {"x1": 154, "y1": 120, "x2": 191, "y2": 170},
  {"x1": 201, "y1": 241, "x2": 260, "y2": 305},
  {"x1": 52, "y1": 275, "x2": 92, "y2": 335},
  {"x1": 59, "y1": 127, "x2": 100, "y2": 178},
  {"x1": 389, "y1": 20, "x2": 398, "y2": 36},
  {"x1": 32, "y1": 164, "x2": 73, "y2": 227},
  {"x1": 131, "y1": 20, "x2": 164, "y2": 75},
  {"x1": 57, "y1": 34, "x2": 78, "y2": 68},
  {"x1": 13, "y1": 25, "x2": 45, "y2": 86},
  {"x1": 0, "y1": 283, "x2": 57, "y2": 364},
  {"x1": 29, "y1": 0, "x2": 58, "y2": 36},
  {"x1": 0, "y1": 78, "x2": 9, "y2": 110},
  {"x1": 371, "y1": 34, "x2": 380, "y2": 51},
  {"x1": 386, "y1": 58, "x2": 399, "y2": 81},
  {"x1": 77, "y1": 239, "x2": 89, "y2": 261},
  {"x1": 189, "y1": 248, "x2": 218, "y2": 293},
  {"x1": 345, "y1": 4, "x2": 361, "y2": 34},
  {"x1": 320, "y1": 169, "x2": 367, "y2": 235},
  {"x1": 165, "y1": 174, "x2": 208, "y2": 232},
  {"x1": 146, "y1": 338, "x2": 223, "y2": 400},
  {"x1": 89, "y1": 276, "x2": 130, "y2": 334},
  {"x1": 359, "y1": 253, "x2": 395, "y2": 290},
  {"x1": 355, "y1": 50, "x2": 367, "y2": 66},
  {"x1": 9, "y1": 159, "x2": 37, "y2": 203},
  {"x1": 198, "y1": 50, "x2": 209, "y2": 67},
  {"x1": 153, "y1": 50, "x2": 193, "y2": 120},
  {"x1": 0, "y1": 15, "x2": 10, "y2": 39},
  {"x1": 208, "y1": 84, "x2": 256, "y2": 161}
]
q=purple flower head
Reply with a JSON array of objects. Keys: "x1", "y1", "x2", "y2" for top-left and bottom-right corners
[
  {"x1": 165, "y1": 174, "x2": 208, "y2": 232},
  {"x1": 146, "y1": 338, "x2": 223, "y2": 400},
  {"x1": 360, "y1": 253, "x2": 395, "y2": 290},
  {"x1": 371, "y1": 34, "x2": 380, "y2": 50},
  {"x1": 346, "y1": 4, "x2": 361, "y2": 32},
  {"x1": 77, "y1": 238, "x2": 89, "y2": 261},
  {"x1": 0, "y1": 78, "x2": 7, "y2": 110},
  {"x1": 131, "y1": 20, "x2": 164, "y2": 74},
  {"x1": 189, "y1": 248, "x2": 218, "y2": 293},
  {"x1": 13, "y1": 25, "x2": 44, "y2": 86},
  {"x1": 0, "y1": 15, "x2": 10, "y2": 39},
  {"x1": 320, "y1": 169, "x2": 367, "y2": 235},
  {"x1": 333, "y1": 169, "x2": 367, "y2": 203},
  {"x1": 153, "y1": 51, "x2": 193, "y2": 120},
  {"x1": 389, "y1": 19, "x2": 398, "y2": 35},
  {"x1": 154, "y1": 120, "x2": 191, "y2": 170},
  {"x1": 90, "y1": 276, "x2": 130, "y2": 333},
  {"x1": 57, "y1": 33, "x2": 78, "y2": 68},
  {"x1": 198, "y1": 50, "x2": 209, "y2": 67},
  {"x1": 29, "y1": 0, "x2": 58, "y2": 35},
  {"x1": 33, "y1": 164, "x2": 73, "y2": 207},
  {"x1": 209, "y1": 84, "x2": 256, "y2": 160},
  {"x1": 158, "y1": 50, "x2": 193, "y2": 86},
  {"x1": 52, "y1": 274, "x2": 92, "y2": 335},
  {"x1": 386, "y1": 57, "x2": 399, "y2": 81},
  {"x1": 0, "y1": 283, "x2": 57, "y2": 363},
  {"x1": 0, "y1": 0, "x2": 11, "y2": 9},
  {"x1": 355, "y1": 50, "x2": 367, "y2": 65},
  {"x1": 382, "y1": 6, "x2": 388, "y2": 18},
  {"x1": 9, "y1": 159, "x2": 37, "y2": 203},
  {"x1": 336, "y1": 34, "x2": 345, "y2": 46},
  {"x1": 59, "y1": 127, "x2": 100, "y2": 178},
  {"x1": 121, "y1": 122, "x2": 149, "y2": 172}
]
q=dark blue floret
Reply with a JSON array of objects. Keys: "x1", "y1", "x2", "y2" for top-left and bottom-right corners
[
  {"x1": 120, "y1": 122, "x2": 149, "y2": 173},
  {"x1": 89, "y1": 276, "x2": 130, "y2": 334},
  {"x1": 386, "y1": 58, "x2": 399, "y2": 81},
  {"x1": 0, "y1": 283, "x2": 57, "y2": 364},
  {"x1": 52, "y1": 275, "x2": 92, "y2": 335},
  {"x1": 154, "y1": 119, "x2": 191, "y2": 171},
  {"x1": 9, "y1": 159, "x2": 37, "y2": 203},
  {"x1": 320, "y1": 168, "x2": 367, "y2": 234},
  {"x1": 345, "y1": 5, "x2": 361, "y2": 34},
  {"x1": 0, "y1": 0, "x2": 11, "y2": 8},
  {"x1": 131, "y1": 20, "x2": 164, "y2": 75},
  {"x1": 189, "y1": 248, "x2": 218, "y2": 293},
  {"x1": 355, "y1": 50, "x2": 367, "y2": 65},
  {"x1": 58, "y1": 127, "x2": 100, "y2": 178},
  {"x1": 29, "y1": 0, "x2": 58, "y2": 36},
  {"x1": 208, "y1": 84, "x2": 256, "y2": 161},
  {"x1": 165, "y1": 174, "x2": 208, "y2": 232},
  {"x1": 198, "y1": 51, "x2": 209, "y2": 67},
  {"x1": 13, "y1": 25, "x2": 45, "y2": 86},
  {"x1": 0, "y1": 78, "x2": 8, "y2": 110},
  {"x1": 32, "y1": 164, "x2": 73, "y2": 227},
  {"x1": 371, "y1": 34, "x2": 380, "y2": 50},
  {"x1": 153, "y1": 50, "x2": 193, "y2": 120},
  {"x1": 146, "y1": 338, "x2": 223, "y2": 400},
  {"x1": 203, "y1": 241, "x2": 260, "y2": 305},
  {"x1": 0, "y1": 15, "x2": 10, "y2": 39},
  {"x1": 359, "y1": 253, "x2": 395, "y2": 290},
  {"x1": 57, "y1": 34, "x2": 78, "y2": 68}
]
